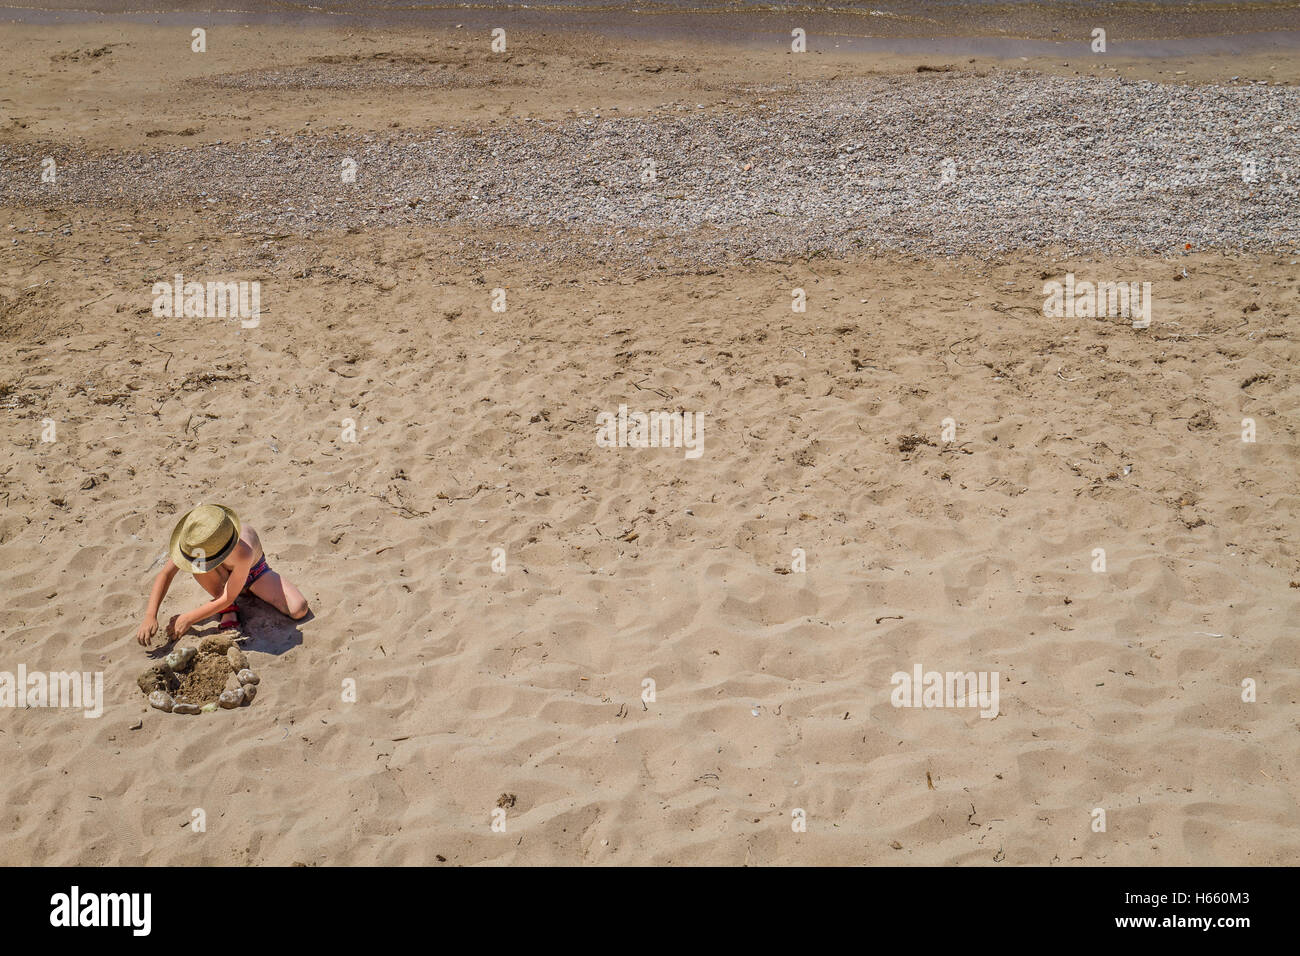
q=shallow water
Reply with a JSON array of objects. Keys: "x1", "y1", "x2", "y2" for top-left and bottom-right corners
[{"x1": 3, "y1": 0, "x2": 1298, "y2": 56}]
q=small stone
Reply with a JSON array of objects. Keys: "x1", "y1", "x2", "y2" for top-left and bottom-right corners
[
  {"x1": 201, "y1": 702, "x2": 219, "y2": 713},
  {"x1": 219, "y1": 688, "x2": 245, "y2": 709},
  {"x1": 237, "y1": 669, "x2": 259, "y2": 685},
  {"x1": 241, "y1": 683, "x2": 257, "y2": 704},
  {"x1": 137, "y1": 664, "x2": 172, "y2": 695},
  {"x1": 148, "y1": 690, "x2": 174, "y2": 712},
  {"x1": 129, "y1": 719, "x2": 143, "y2": 730},
  {"x1": 164, "y1": 646, "x2": 197, "y2": 673},
  {"x1": 172, "y1": 702, "x2": 201, "y2": 715}
]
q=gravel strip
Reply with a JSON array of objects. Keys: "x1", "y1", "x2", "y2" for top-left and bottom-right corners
[
  {"x1": 3, "y1": 72, "x2": 1298, "y2": 262},
  {"x1": 204, "y1": 61, "x2": 517, "y2": 90}
]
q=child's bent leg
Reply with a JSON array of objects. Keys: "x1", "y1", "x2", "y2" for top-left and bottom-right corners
[
  {"x1": 249, "y1": 569, "x2": 309, "y2": 620},
  {"x1": 194, "y1": 567, "x2": 238, "y2": 625}
]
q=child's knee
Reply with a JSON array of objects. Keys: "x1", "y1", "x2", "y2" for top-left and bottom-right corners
[{"x1": 289, "y1": 598, "x2": 309, "y2": 620}]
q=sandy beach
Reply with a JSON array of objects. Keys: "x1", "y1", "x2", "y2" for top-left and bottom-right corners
[{"x1": 1, "y1": 8, "x2": 1298, "y2": 866}]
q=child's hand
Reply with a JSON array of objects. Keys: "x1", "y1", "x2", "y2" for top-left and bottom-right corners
[
  {"x1": 166, "y1": 614, "x2": 193, "y2": 640},
  {"x1": 136, "y1": 616, "x2": 159, "y2": 646}
]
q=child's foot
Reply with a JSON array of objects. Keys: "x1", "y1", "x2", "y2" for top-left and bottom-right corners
[{"x1": 218, "y1": 605, "x2": 241, "y2": 630}]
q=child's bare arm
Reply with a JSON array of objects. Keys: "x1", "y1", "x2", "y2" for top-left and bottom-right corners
[
  {"x1": 137, "y1": 564, "x2": 179, "y2": 646},
  {"x1": 167, "y1": 550, "x2": 253, "y2": 639}
]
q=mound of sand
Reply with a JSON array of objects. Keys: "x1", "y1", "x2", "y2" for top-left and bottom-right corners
[{"x1": 136, "y1": 634, "x2": 258, "y2": 713}]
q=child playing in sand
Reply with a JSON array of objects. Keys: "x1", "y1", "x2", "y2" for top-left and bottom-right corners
[{"x1": 136, "y1": 503, "x2": 309, "y2": 646}]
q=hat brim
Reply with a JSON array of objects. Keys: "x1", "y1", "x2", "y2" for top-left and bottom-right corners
[{"x1": 170, "y1": 504, "x2": 242, "y2": 573}]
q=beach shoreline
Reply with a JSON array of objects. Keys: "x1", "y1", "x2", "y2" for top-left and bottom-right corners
[{"x1": 3, "y1": 1, "x2": 1299, "y2": 49}]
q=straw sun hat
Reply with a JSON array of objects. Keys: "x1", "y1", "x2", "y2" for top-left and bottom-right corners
[{"x1": 170, "y1": 504, "x2": 241, "y2": 573}]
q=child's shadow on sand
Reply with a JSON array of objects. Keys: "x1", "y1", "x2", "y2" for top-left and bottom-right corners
[
  {"x1": 234, "y1": 597, "x2": 310, "y2": 657},
  {"x1": 148, "y1": 599, "x2": 308, "y2": 660}
]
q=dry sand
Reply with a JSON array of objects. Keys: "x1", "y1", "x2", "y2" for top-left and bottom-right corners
[{"x1": 1, "y1": 20, "x2": 1298, "y2": 866}]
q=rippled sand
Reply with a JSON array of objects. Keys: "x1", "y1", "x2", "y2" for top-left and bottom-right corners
[{"x1": 1, "y1": 19, "x2": 1297, "y2": 865}]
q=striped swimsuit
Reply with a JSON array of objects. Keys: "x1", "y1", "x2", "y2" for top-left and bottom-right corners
[{"x1": 242, "y1": 554, "x2": 271, "y2": 593}]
